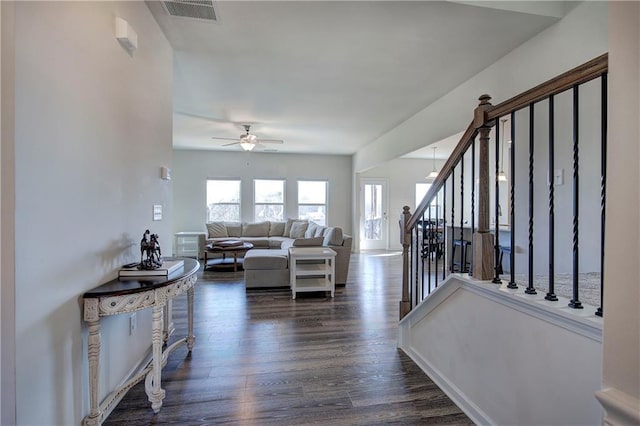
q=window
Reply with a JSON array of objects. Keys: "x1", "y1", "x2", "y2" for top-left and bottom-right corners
[
  {"x1": 206, "y1": 179, "x2": 241, "y2": 222},
  {"x1": 298, "y1": 180, "x2": 327, "y2": 226},
  {"x1": 415, "y1": 183, "x2": 431, "y2": 208},
  {"x1": 254, "y1": 179, "x2": 284, "y2": 222},
  {"x1": 415, "y1": 182, "x2": 439, "y2": 218}
]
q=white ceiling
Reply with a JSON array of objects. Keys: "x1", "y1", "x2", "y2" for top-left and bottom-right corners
[{"x1": 146, "y1": 1, "x2": 568, "y2": 157}]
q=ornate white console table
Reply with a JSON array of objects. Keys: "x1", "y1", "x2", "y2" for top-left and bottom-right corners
[{"x1": 82, "y1": 258, "x2": 199, "y2": 425}]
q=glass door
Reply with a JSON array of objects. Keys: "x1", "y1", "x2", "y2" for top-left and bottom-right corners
[{"x1": 360, "y1": 178, "x2": 388, "y2": 250}]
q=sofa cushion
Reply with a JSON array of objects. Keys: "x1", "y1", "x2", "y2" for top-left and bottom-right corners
[
  {"x1": 289, "y1": 221, "x2": 309, "y2": 239},
  {"x1": 239, "y1": 237, "x2": 270, "y2": 248},
  {"x1": 225, "y1": 222, "x2": 242, "y2": 237},
  {"x1": 305, "y1": 222, "x2": 318, "y2": 238},
  {"x1": 206, "y1": 222, "x2": 228, "y2": 238},
  {"x1": 293, "y1": 237, "x2": 324, "y2": 247},
  {"x1": 268, "y1": 237, "x2": 288, "y2": 249},
  {"x1": 242, "y1": 221, "x2": 270, "y2": 237},
  {"x1": 243, "y1": 249, "x2": 288, "y2": 270},
  {"x1": 314, "y1": 225, "x2": 327, "y2": 238},
  {"x1": 269, "y1": 221, "x2": 285, "y2": 237},
  {"x1": 283, "y1": 218, "x2": 299, "y2": 237},
  {"x1": 323, "y1": 227, "x2": 343, "y2": 246}
]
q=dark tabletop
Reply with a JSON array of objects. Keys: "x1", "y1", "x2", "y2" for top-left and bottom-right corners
[{"x1": 83, "y1": 258, "x2": 200, "y2": 298}]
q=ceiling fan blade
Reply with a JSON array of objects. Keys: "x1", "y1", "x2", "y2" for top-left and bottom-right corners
[
  {"x1": 221, "y1": 141, "x2": 241, "y2": 146},
  {"x1": 212, "y1": 136, "x2": 240, "y2": 141},
  {"x1": 258, "y1": 139, "x2": 284, "y2": 144}
]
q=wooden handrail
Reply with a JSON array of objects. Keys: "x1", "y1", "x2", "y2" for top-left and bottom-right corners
[
  {"x1": 405, "y1": 53, "x2": 608, "y2": 233},
  {"x1": 488, "y1": 53, "x2": 608, "y2": 120}
]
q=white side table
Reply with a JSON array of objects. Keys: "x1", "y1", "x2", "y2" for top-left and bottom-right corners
[
  {"x1": 289, "y1": 247, "x2": 336, "y2": 299},
  {"x1": 174, "y1": 232, "x2": 205, "y2": 258}
]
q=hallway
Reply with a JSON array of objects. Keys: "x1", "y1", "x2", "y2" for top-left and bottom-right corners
[{"x1": 105, "y1": 252, "x2": 471, "y2": 425}]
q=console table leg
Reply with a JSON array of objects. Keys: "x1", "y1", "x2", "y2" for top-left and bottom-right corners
[
  {"x1": 186, "y1": 286, "x2": 195, "y2": 351},
  {"x1": 84, "y1": 319, "x2": 102, "y2": 426},
  {"x1": 163, "y1": 300, "x2": 175, "y2": 344},
  {"x1": 145, "y1": 305, "x2": 165, "y2": 413}
]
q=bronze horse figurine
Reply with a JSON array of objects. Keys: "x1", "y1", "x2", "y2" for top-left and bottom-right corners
[{"x1": 140, "y1": 230, "x2": 162, "y2": 269}]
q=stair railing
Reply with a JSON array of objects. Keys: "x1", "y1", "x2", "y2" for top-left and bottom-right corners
[{"x1": 400, "y1": 54, "x2": 608, "y2": 320}]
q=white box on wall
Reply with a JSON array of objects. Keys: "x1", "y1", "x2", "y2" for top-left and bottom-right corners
[{"x1": 115, "y1": 17, "x2": 138, "y2": 53}]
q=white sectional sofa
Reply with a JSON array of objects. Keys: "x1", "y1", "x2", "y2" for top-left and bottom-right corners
[{"x1": 202, "y1": 219, "x2": 352, "y2": 288}]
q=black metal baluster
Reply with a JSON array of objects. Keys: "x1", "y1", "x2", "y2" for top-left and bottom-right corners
[
  {"x1": 569, "y1": 85, "x2": 583, "y2": 309},
  {"x1": 460, "y1": 153, "x2": 466, "y2": 273},
  {"x1": 470, "y1": 137, "x2": 476, "y2": 276},
  {"x1": 526, "y1": 104, "x2": 537, "y2": 295},
  {"x1": 597, "y1": 73, "x2": 607, "y2": 317},
  {"x1": 420, "y1": 213, "x2": 425, "y2": 301},
  {"x1": 435, "y1": 189, "x2": 440, "y2": 289},
  {"x1": 416, "y1": 224, "x2": 421, "y2": 306},
  {"x1": 493, "y1": 118, "x2": 502, "y2": 284},
  {"x1": 426, "y1": 211, "x2": 432, "y2": 296},
  {"x1": 442, "y1": 181, "x2": 447, "y2": 283},
  {"x1": 546, "y1": 96, "x2": 558, "y2": 301},
  {"x1": 508, "y1": 112, "x2": 518, "y2": 288},
  {"x1": 450, "y1": 166, "x2": 456, "y2": 272}
]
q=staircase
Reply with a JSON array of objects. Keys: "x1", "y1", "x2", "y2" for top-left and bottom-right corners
[{"x1": 397, "y1": 55, "x2": 608, "y2": 425}]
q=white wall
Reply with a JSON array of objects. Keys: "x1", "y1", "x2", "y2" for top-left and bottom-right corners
[
  {"x1": 597, "y1": 2, "x2": 640, "y2": 423},
  {"x1": 172, "y1": 150, "x2": 353, "y2": 236},
  {"x1": 353, "y1": 1, "x2": 607, "y2": 173},
  {"x1": 0, "y1": 2, "x2": 16, "y2": 424},
  {"x1": 12, "y1": 2, "x2": 173, "y2": 424}
]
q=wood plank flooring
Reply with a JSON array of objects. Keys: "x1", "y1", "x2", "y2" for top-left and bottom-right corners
[{"x1": 104, "y1": 251, "x2": 472, "y2": 425}]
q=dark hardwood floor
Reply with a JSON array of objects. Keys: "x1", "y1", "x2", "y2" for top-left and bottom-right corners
[{"x1": 105, "y1": 251, "x2": 472, "y2": 425}]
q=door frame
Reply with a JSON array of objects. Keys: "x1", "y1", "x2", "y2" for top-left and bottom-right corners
[{"x1": 359, "y1": 178, "x2": 389, "y2": 251}]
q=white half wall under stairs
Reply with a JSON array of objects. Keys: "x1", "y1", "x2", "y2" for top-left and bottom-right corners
[{"x1": 398, "y1": 275, "x2": 603, "y2": 426}]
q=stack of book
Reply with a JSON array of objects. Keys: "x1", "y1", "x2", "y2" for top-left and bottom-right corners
[
  {"x1": 118, "y1": 259, "x2": 184, "y2": 277},
  {"x1": 213, "y1": 240, "x2": 243, "y2": 247}
]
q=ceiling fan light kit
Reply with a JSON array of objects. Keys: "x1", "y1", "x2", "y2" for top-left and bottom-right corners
[
  {"x1": 212, "y1": 124, "x2": 283, "y2": 152},
  {"x1": 240, "y1": 142, "x2": 256, "y2": 151}
]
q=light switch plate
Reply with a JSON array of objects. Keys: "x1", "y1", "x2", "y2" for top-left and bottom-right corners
[{"x1": 153, "y1": 204, "x2": 162, "y2": 221}]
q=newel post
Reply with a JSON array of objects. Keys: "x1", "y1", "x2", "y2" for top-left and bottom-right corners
[
  {"x1": 399, "y1": 206, "x2": 412, "y2": 319},
  {"x1": 473, "y1": 95, "x2": 496, "y2": 280}
]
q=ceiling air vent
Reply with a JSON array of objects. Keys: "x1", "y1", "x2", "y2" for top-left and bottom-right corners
[{"x1": 161, "y1": 0, "x2": 218, "y2": 21}]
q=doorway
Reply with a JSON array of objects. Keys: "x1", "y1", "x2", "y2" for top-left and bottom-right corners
[{"x1": 360, "y1": 178, "x2": 388, "y2": 250}]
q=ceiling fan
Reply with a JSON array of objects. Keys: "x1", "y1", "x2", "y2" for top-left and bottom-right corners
[{"x1": 212, "y1": 124, "x2": 284, "y2": 151}]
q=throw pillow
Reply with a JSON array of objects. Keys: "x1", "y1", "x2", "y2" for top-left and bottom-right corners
[
  {"x1": 269, "y1": 221, "x2": 285, "y2": 237},
  {"x1": 292, "y1": 237, "x2": 324, "y2": 247},
  {"x1": 206, "y1": 222, "x2": 228, "y2": 238},
  {"x1": 289, "y1": 221, "x2": 309, "y2": 239},
  {"x1": 323, "y1": 227, "x2": 343, "y2": 246},
  {"x1": 225, "y1": 222, "x2": 242, "y2": 237},
  {"x1": 305, "y1": 222, "x2": 318, "y2": 238},
  {"x1": 283, "y1": 218, "x2": 306, "y2": 237},
  {"x1": 314, "y1": 226, "x2": 327, "y2": 238},
  {"x1": 242, "y1": 221, "x2": 270, "y2": 237}
]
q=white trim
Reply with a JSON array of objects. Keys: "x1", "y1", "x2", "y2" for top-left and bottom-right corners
[
  {"x1": 595, "y1": 387, "x2": 640, "y2": 426},
  {"x1": 400, "y1": 274, "x2": 603, "y2": 342},
  {"x1": 401, "y1": 342, "x2": 491, "y2": 425}
]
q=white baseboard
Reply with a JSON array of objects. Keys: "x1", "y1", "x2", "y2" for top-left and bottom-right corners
[{"x1": 400, "y1": 344, "x2": 492, "y2": 425}]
